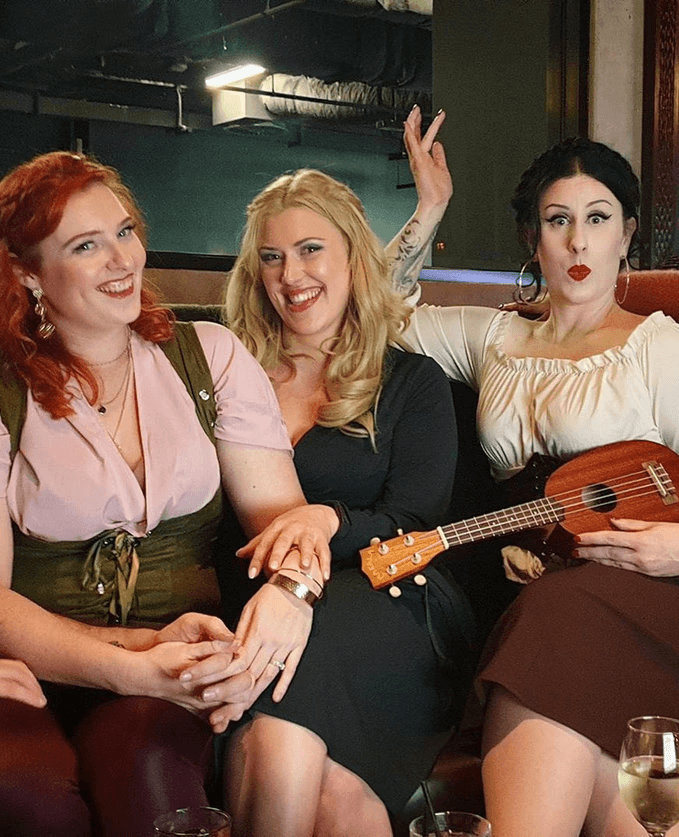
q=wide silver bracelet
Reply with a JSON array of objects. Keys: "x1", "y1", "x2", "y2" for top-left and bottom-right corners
[
  {"x1": 269, "y1": 572, "x2": 321, "y2": 606},
  {"x1": 281, "y1": 567, "x2": 324, "y2": 597}
]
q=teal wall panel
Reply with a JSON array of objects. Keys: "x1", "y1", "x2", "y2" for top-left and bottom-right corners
[
  {"x1": 89, "y1": 121, "x2": 417, "y2": 255},
  {"x1": 0, "y1": 110, "x2": 418, "y2": 258}
]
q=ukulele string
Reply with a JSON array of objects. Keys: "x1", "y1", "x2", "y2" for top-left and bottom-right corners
[
  {"x1": 386, "y1": 468, "x2": 671, "y2": 571},
  {"x1": 442, "y1": 467, "x2": 665, "y2": 539},
  {"x1": 440, "y1": 481, "x2": 661, "y2": 545}
]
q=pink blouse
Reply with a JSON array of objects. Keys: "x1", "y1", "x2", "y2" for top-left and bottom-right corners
[{"x1": 0, "y1": 321, "x2": 291, "y2": 541}]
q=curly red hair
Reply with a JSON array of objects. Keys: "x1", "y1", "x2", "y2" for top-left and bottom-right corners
[{"x1": 0, "y1": 151, "x2": 175, "y2": 418}]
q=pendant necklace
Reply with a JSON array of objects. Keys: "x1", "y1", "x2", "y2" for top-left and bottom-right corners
[{"x1": 92, "y1": 333, "x2": 131, "y2": 415}]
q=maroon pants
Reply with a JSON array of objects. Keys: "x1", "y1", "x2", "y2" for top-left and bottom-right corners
[{"x1": 0, "y1": 687, "x2": 214, "y2": 837}]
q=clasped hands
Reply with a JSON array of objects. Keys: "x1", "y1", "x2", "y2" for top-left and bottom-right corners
[{"x1": 153, "y1": 504, "x2": 337, "y2": 730}]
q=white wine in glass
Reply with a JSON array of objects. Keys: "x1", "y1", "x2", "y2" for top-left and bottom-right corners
[{"x1": 618, "y1": 716, "x2": 679, "y2": 837}]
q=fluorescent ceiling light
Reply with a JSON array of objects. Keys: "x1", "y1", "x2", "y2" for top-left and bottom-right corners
[{"x1": 205, "y1": 64, "x2": 266, "y2": 89}]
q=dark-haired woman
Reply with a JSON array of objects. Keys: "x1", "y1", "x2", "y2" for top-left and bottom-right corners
[
  {"x1": 400, "y1": 119, "x2": 679, "y2": 836},
  {"x1": 0, "y1": 151, "x2": 334, "y2": 837}
]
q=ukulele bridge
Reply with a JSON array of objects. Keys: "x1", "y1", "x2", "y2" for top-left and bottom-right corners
[{"x1": 643, "y1": 460, "x2": 678, "y2": 505}]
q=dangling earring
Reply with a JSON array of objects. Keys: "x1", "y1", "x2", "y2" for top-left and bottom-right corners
[
  {"x1": 514, "y1": 261, "x2": 547, "y2": 304},
  {"x1": 32, "y1": 288, "x2": 55, "y2": 339},
  {"x1": 615, "y1": 256, "x2": 630, "y2": 306}
]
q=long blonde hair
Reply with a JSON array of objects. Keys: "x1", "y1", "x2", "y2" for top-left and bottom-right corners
[{"x1": 225, "y1": 169, "x2": 411, "y2": 441}]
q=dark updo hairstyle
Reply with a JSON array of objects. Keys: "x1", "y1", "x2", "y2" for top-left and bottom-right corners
[{"x1": 511, "y1": 137, "x2": 640, "y2": 298}]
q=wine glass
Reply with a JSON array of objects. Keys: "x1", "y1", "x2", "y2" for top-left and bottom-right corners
[
  {"x1": 409, "y1": 810, "x2": 492, "y2": 837},
  {"x1": 153, "y1": 806, "x2": 232, "y2": 836},
  {"x1": 618, "y1": 716, "x2": 679, "y2": 836}
]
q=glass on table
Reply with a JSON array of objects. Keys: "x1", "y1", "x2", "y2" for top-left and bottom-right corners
[
  {"x1": 153, "y1": 806, "x2": 232, "y2": 837},
  {"x1": 409, "y1": 810, "x2": 492, "y2": 837},
  {"x1": 618, "y1": 716, "x2": 679, "y2": 837}
]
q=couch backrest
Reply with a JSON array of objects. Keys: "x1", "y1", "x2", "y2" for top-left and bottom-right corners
[
  {"x1": 624, "y1": 270, "x2": 679, "y2": 320},
  {"x1": 169, "y1": 303, "x2": 222, "y2": 324}
]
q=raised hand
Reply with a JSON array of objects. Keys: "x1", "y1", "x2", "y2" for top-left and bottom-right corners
[
  {"x1": 403, "y1": 104, "x2": 453, "y2": 215},
  {"x1": 387, "y1": 104, "x2": 453, "y2": 296}
]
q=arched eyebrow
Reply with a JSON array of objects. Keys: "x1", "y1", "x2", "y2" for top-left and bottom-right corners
[
  {"x1": 542, "y1": 199, "x2": 613, "y2": 212},
  {"x1": 62, "y1": 215, "x2": 134, "y2": 249},
  {"x1": 259, "y1": 236, "x2": 329, "y2": 249}
]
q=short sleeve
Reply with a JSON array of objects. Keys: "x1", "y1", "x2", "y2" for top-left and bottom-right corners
[
  {"x1": 0, "y1": 422, "x2": 10, "y2": 501},
  {"x1": 193, "y1": 321, "x2": 291, "y2": 453}
]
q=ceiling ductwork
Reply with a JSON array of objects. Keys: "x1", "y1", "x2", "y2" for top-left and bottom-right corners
[
  {"x1": 212, "y1": 73, "x2": 421, "y2": 125},
  {"x1": 260, "y1": 74, "x2": 418, "y2": 118},
  {"x1": 0, "y1": 0, "x2": 432, "y2": 136}
]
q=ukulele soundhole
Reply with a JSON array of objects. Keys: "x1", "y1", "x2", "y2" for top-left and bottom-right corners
[{"x1": 582, "y1": 483, "x2": 617, "y2": 513}]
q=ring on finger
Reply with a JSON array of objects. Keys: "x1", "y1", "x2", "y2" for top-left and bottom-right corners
[{"x1": 268, "y1": 659, "x2": 286, "y2": 672}]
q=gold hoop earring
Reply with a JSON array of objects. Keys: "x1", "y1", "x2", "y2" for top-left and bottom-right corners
[
  {"x1": 32, "y1": 288, "x2": 55, "y2": 339},
  {"x1": 514, "y1": 261, "x2": 547, "y2": 304},
  {"x1": 615, "y1": 256, "x2": 630, "y2": 306}
]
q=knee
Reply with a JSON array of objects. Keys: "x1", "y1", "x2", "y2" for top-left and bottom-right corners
[
  {"x1": 0, "y1": 698, "x2": 89, "y2": 837},
  {"x1": 77, "y1": 695, "x2": 212, "y2": 771},
  {"x1": 317, "y1": 763, "x2": 384, "y2": 835},
  {"x1": 0, "y1": 771, "x2": 89, "y2": 837},
  {"x1": 75, "y1": 697, "x2": 212, "y2": 811}
]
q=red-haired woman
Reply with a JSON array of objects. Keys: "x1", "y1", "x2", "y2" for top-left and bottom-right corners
[{"x1": 0, "y1": 151, "x2": 334, "y2": 837}]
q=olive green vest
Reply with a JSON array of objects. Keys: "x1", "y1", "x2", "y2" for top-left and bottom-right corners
[{"x1": 0, "y1": 323, "x2": 224, "y2": 626}]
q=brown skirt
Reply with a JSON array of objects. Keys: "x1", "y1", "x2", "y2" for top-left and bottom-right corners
[{"x1": 478, "y1": 562, "x2": 679, "y2": 757}]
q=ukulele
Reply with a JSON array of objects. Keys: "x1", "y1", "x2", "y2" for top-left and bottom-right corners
[{"x1": 360, "y1": 440, "x2": 679, "y2": 591}]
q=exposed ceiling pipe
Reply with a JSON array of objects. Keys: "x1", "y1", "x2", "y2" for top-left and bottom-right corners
[{"x1": 144, "y1": 0, "x2": 309, "y2": 58}]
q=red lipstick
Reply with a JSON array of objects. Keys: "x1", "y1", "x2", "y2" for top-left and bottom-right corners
[{"x1": 568, "y1": 265, "x2": 591, "y2": 281}]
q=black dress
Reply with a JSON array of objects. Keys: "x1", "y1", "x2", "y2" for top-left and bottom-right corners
[{"x1": 251, "y1": 349, "x2": 476, "y2": 814}]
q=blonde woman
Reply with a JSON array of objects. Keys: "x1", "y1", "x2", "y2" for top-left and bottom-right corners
[{"x1": 202, "y1": 168, "x2": 475, "y2": 837}]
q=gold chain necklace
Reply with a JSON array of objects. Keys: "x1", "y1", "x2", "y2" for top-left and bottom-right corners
[
  {"x1": 107, "y1": 358, "x2": 133, "y2": 451},
  {"x1": 97, "y1": 344, "x2": 132, "y2": 415}
]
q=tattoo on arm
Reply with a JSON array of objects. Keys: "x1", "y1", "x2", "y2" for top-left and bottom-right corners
[{"x1": 389, "y1": 219, "x2": 441, "y2": 296}]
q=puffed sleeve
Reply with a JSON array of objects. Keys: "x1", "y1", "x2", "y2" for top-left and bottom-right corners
[
  {"x1": 329, "y1": 354, "x2": 457, "y2": 564},
  {"x1": 193, "y1": 320, "x2": 291, "y2": 452},
  {"x1": 641, "y1": 314, "x2": 679, "y2": 455},
  {"x1": 403, "y1": 299, "x2": 506, "y2": 389}
]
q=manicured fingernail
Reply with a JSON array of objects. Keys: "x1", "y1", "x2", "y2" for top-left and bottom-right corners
[
  {"x1": 248, "y1": 567, "x2": 257, "y2": 578},
  {"x1": 203, "y1": 689, "x2": 215, "y2": 701},
  {"x1": 269, "y1": 561, "x2": 279, "y2": 571},
  {"x1": 180, "y1": 671, "x2": 192, "y2": 682},
  {"x1": 436, "y1": 108, "x2": 443, "y2": 115}
]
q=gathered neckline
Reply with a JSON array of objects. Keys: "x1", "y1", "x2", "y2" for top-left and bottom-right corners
[{"x1": 490, "y1": 309, "x2": 668, "y2": 374}]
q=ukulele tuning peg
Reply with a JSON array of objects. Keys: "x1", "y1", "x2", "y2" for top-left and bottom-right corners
[
  {"x1": 413, "y1": 574, "x2": 427, "y2": 587},
  {"x1": 397, "y1": 528, "x2": 404, "y2": 535},
  {"x1": 389, "y1": 585, "x2": 402, "y2": 598},
  {"x1": 370, "y1": 537, "x2": 380, "y2": 545}
]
